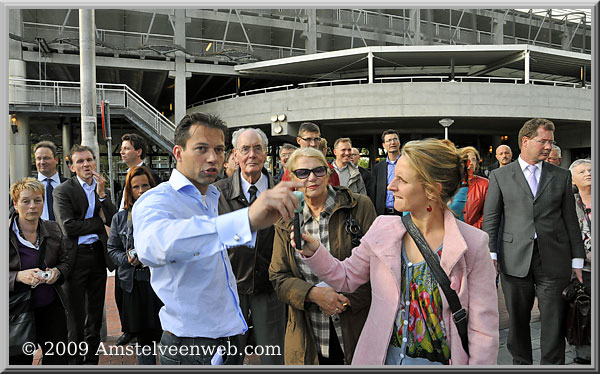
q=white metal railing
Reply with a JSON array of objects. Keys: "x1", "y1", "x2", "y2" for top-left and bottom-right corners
[
  {"x1": 9, "y1": 78, "x2": 175, "y2": 147},
  {"x1": 189, "y1": 74, "x2": 590, "y2": 107}
]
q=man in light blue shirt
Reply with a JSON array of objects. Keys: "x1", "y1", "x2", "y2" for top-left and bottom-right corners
[{"x1": 133, "y1": 113, "x2": 302, "y2": 365}]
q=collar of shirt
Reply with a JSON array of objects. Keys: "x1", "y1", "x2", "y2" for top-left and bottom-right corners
[
  {"x1": 126, "y1": 160, "x2": 145, "y2": 173},
  {"x1": 169, "y1": 168, "x2": 220, "y2": 209},
  {"x1": 12, "y1": 220, "x2": 38, "y2": 250},
  {"x1": 333, "y1": 161, "x2": 348, "y2": 172},
  {"x1": 37, "y1": 172, "x2": 60, "y2": 185},
  {"x1": 240, "y1": 172, "x2": 268, "y2": 200},
  {"x1": 76, "y1": 175, "x2": 97, "y2": 191},
  {"x1": 386, "y1": 156, "x2": 399, "y2": 165},
  {"x1": 517, "y1": 156, "x2": 543, "y2": 179}
]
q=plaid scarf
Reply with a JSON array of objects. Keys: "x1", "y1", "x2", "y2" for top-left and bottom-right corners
[{"x1": 294, "y1": 186, "x2": 345, "y2": 358}]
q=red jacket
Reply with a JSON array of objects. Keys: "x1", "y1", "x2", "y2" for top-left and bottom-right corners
[
  {"x1": 463, "y1": 175, "x2": 489, "y2": 229},
  {"x1": 280, "y1": 163, "x2": 340, "y2": 186}
]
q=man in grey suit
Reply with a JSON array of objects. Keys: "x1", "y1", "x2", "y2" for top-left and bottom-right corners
[{"x1": 482, "y1": 118, "x2": 585, "y2": 365}]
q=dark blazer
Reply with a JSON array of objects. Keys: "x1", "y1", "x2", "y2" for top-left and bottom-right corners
[
  {"x1": 370, "y1": 159, "x2": 391, "y2": 215},
  {"x1": 9, "y1": 216, "x2": 70, "y2": 308},
  {"x1": 482, "y1": 160, "x2": 585, "y2": 278},
  {"x1": 358, "y1": 166, "x2": 371, "y2": 196},
  {"x1": 53, "y1": 176, "x2": 117, "y2": 272},
  {"x1": 213, "y1": 168, "x2": 275, "y2": 295}
]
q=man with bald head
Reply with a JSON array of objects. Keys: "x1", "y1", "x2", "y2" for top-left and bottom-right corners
[
  {"x1": 488, "y1": 144, "x2": 513, "y2": 174},
  {"x1": 213, "y1": 127, "x2": 285, "y2": 365}
]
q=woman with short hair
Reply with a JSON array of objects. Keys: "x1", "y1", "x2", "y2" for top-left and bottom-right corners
[
  {"x1": 270, "y1": 147, "x2": 376, "y2": 365},
  {"x1": 295, "y1": 139, "x2": 499, "y2": 365},
  {"x1": 9, "y1": 177, "x2": 69, "y2": 365}
]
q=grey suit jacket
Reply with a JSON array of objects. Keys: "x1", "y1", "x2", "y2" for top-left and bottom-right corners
[{"x1": 482, "y1": 160, "x2": 585, "y2": 278}]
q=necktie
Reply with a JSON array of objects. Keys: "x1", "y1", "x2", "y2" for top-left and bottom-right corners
[
  {"x1": 526, "y1": 164, "x2": 538, "y2": 196},
  {"x1": 248, "y1": 185, "x2": 258, "y2": 204},
  {"x1": 45, "y1": 178, "x2": 55, "y2": 221}
]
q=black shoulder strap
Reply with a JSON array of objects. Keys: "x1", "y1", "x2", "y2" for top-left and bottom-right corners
[{"x1": 401, "y1": 214, "x2": 470, "y2": 356}]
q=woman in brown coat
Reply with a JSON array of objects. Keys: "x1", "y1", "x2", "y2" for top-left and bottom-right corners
[
  {"x1": 269, "y1": 147, "x2": 376, "y2": 365},
  {"x1": 9, "y1": 178, "x2": 70, "y2": 365}
]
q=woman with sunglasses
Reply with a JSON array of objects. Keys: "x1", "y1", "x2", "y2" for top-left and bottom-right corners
[
  {"x1": 269, "y1": 147, "x2": 376, "y2": 365},
  {"x1": 293, "y1": 139, "x2": 498, "y2": 365}
]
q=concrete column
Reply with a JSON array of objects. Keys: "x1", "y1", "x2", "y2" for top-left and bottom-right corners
[
  {"x1": 79, "y1": 9, "x2": 100, "y2": 166},
  {"x1": 408, "y1": 9, "x2": 422, "y2": 45},
  {"x1": 170, "y1": 9, "x2": 190, "y2": 125},
  {"x1": 368, "y1": 50, "x2": 374, "y2": 84},
  {"x1": 561, "y1": 149, "x2": 572, "y2": 168},
  {"x1": 9, "y1": 115, "x2": 31, "y2": 185},
  {"x1": 62, "y1": 121, "x2": 72, "y2": 178},
  {"x1": 493, "y1": 13, "x2": 505, "y2": 44},
  {"x1": 303, "y1": 9, "x2": 317, "y2": 54},
  {"x1": 524, "y1": 50, "x2": 530, "y2": 84}
]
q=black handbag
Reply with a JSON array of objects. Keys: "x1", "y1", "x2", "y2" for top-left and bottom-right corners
[
  {"x1": 9, "y1": 236, "x2": 47, "y2": 356},
  {"x1": 401, "y1": 214, "x2": 470, "y2": 356},
  {"x1": 562, "y1": 278, "x2": 591, "y2": 346}
]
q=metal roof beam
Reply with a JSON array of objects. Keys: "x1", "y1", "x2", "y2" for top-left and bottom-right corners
[{"x1": 468, "y1": 51, "x2": 525, "y2": 76}]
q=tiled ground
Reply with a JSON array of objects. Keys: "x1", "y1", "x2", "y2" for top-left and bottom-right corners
[{"x1": 30, "y1": 276, "x2": 586, "y2": 366}]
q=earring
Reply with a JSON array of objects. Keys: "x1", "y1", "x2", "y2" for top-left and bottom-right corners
[{"x1": 426, "y1": 204, "x2": 432, "y2": 212}]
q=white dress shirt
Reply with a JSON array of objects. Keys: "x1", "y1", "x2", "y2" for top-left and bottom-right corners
[
  {"x1": 132, "y1": 168, "x2": 257, "y2": 338},
  {"x1": 239, "y1": 172, "x2": 268, "y2": 202},
  {"x1": 37, "y1": 172, "x2": 61, "y2": 221},
  {"x1": 76, "y1": 176, "x2": 101, "y2": 245}
]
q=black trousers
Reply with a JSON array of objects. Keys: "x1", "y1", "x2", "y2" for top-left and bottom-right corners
[
  {"x1": 500, "y1": 241, "x2": 570, "y2": 365},
  {"x1": 317, "y1": 319, "x2": 345, "y2": 365},
  {"x1": 62, "y1": 241, "x2": 107, "y2": 365},
  {"x1": 9, "y1": 297, "x2": 68, "y2": 365},
  {"x1": 114, "y1": 268, "x2": 127, "y2": 333}
]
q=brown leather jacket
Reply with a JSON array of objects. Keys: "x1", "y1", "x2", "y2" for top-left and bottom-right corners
[
  {"x1": 269, "y1": 187, "x2": 376, "y2": 364},
  {"x1": 9, "y1": 215, "x2": 70, "y2": 309},
  {"x1": 213, "y1": 168, "x2": 275, "y2": 295}
]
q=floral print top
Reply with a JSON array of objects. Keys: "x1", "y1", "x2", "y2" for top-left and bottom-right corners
[{"x1": 389, "y1": 242, "x2": 450, "y2": 364}]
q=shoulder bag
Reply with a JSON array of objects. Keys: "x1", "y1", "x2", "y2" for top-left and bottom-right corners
[
  {"x1": 562, "y1": 278, "x2": 591, "y2": 346},
  {"x1": 401, "y1": 214, "x2": 470, "y2": 356}
]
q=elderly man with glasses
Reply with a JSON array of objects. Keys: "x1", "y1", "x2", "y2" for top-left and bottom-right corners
[{"x1": 213, "y1": 127, "x2": 285, "y2": 365}]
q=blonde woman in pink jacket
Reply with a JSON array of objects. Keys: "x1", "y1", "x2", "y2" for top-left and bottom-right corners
[{"x1": 294, "y1": 138, "x2": 499, "y2": 365}]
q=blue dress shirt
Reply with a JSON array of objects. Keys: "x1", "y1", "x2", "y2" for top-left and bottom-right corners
[
  {"x1": 385, "y1": 156, "x2": 398, "y2": 209},
  {"x1": 132, "y1": 169, "x2": 257, "y2": 338}
]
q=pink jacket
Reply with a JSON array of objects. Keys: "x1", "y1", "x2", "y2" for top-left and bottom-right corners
[{"x1": 302, "y1": 209, "x2": 499, "y2": 365}]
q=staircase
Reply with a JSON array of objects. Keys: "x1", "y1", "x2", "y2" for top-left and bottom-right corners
[{"x1": 8, "y1": 78, "x2": 175, "y2": 152}]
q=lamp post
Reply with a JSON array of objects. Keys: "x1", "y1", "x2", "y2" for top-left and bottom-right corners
[{"x1": 439, "y1": 118, "x2": 454, "y2": 140}]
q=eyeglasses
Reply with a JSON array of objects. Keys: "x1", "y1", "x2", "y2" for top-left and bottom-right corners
[
  {"x1": 292, "y1": 166, "x2": 328, "y2": 179},
  {"x1": 531, "y1": 138, "x2": 556, "y2": 147},
  {"x1": 238, "y1": 145, "x2": 264, "y2": 155},
  {"x1": 298, "y1": 136, "x2": 322, "y2": 144},
  {"x1": 384, "y1": 138, "x2": 400, "y2": 144}
]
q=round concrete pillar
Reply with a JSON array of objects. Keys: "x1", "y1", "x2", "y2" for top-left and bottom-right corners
[{"x1": 9, "y1": 114, "x2": 31, "y2": 186}]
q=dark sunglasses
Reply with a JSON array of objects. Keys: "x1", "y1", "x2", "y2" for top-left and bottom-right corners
[{"x1": 292, "y1": 166, "x2": 328, "y2": 179}]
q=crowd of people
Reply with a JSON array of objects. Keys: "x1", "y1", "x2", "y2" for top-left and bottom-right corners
[{"x1": 8, "y1": 114, "x2": 591, "y2": 366}]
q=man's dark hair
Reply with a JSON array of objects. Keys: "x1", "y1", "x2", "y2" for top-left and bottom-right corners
[
  {"x1": 381, "y1": 129, "x2": 400, "y2": 143},
  {"x1": 121, "y1": 133, "x2": 147, "y2": 159},
  {"x1": 67, "y1": 144, "x2": 95, "y2": 165},
  {"x1": 174, "y1": 113, "x2": 228, "y2": 149},
  {"x1": 34, "y1": 140, "x2": 58, "y2": 158},
  {"x1": 298, "y1": 122, "x2": 320, "y2": 137}
]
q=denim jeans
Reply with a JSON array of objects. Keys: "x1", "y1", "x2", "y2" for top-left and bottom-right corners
[{"x1": 158, "y1": 331, "x2": 243, "y2": 365}]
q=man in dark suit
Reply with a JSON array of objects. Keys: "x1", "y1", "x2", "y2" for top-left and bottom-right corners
[
  {"x1": 482, "y1": 118, "x2": 585, "y2": 365},
  {"x1": 369, "y1": 129, "x2": 401, "y2": 215},
  {"x1": 53, "y1": 144, "x2": 116, "y2": 365},
  {"x1": 10, "y1": 140, "x2": 67, "y2": 218}
]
